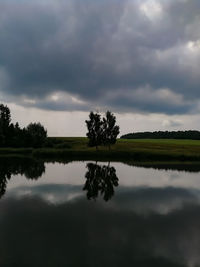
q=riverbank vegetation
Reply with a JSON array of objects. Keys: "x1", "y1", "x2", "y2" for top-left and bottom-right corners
[
  {"x1": 0, "y1": 104, "x2": 200, "y2": 162},
  {"x1": 1, "y1": 137, "x2": 200, "y2": 161},
  {"x1": 36, "y1": 137, "x2": 200, "y2": 161}
]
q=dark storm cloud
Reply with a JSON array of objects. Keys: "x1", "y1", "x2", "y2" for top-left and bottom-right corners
[{"x1": 0, "y1": 0, "x2": 200, "y2": 114}]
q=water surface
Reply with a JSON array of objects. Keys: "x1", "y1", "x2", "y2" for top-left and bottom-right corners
[{"x1": 0, "y1": 159, "x2": 200, "y2": 266}]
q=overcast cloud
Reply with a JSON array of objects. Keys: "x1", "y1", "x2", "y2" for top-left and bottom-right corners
[
  {"x1": 0, "y1": 0, "x2": 200, "y2": 134},
  {"x1": 1, "y1": 0, "x2": 200, "y2": 113}
]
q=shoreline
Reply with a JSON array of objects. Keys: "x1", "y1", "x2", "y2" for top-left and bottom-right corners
[
  {"x1": 0, "y1": 147, "x2": 200, "y2": 162},
  {"x1": 0, "y1": 154, "x2": 200, "y2": 173},
  {"x1": 0, "y1": 138, "x2": 200, "y2": 162}
]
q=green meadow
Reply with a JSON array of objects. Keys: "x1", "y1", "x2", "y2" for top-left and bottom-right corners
[
  {"x1": 1, "y1": 137, "x2": 200, "y2": 161},
  {"x1": 48, "y1": 136, "x2": 200, "y2": 150},
  {"x1": 38, "y1": 137, "x2": 200, "y2": 161}
]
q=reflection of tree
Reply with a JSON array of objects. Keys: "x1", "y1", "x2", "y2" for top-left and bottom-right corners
[
  {"x1": 0, "y1": 166, "x2": 11, "y2": 199},
  {"x1": 24, "y1": 161, "x2": 45, "y2": 180},
  {"x1": 0, "y1": 158, "x2": 45, "y2": 199},
  {"x1": 83, "y1": 162, "x2": 119, "y2": 201}
]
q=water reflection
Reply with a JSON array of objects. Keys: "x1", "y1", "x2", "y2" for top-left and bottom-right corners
[
  {"x1": 0, "y1": 158, "x2": 45, "y2": 199},
  {"x1": 0, "y1": 193, "x2": 194, "y2": 266},
  {"x1": 83, "y1": 162, "x2": 119, "y2": 201},
  {"x1": 0, "y1": 160, "x2": 200, "y2": 266},
  {"x1": 126, "y1": 162, "x2": 200, "y2": 172}
]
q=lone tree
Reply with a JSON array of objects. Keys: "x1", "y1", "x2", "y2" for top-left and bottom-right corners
[
  {"x1": 102, "y1": 111, "x2": 120, "y2": 149},
  {"x1": 85, "y1": 112, "x2": 103, "y2": 150},
  {"x1": 85, "y1": 111, "x2": 120, "y2": 150}
]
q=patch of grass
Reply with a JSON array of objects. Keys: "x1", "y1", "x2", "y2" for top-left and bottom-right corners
[
  {"x1": 31, "y1": 138, "x2": 200, "y2": 161},
  {"x1": 0, "y1": 148, "x2": 33, "y2": 155},
  {"x1": 0, "y1": 138, "x2": 200, "y2": 161}
]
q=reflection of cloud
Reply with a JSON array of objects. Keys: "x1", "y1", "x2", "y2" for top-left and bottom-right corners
[
  {"x1": 1, "y1": 192, "x2": 200, "y2": 266},
  {"x1": 3, "y1": 161, "x2": 200, "y2": 266},
  {"x1": 7, "y1": 184, "x2": 84, "y2": 204},
  {"x1": 7, "y1": 182, "x2": 200, "y2": 215},
  {"x1": 115, "y1": 163, "x2": 200, "y2": 189},
  {"x1": 113, "y1": 187, "x2": 199, "y2": 215}
]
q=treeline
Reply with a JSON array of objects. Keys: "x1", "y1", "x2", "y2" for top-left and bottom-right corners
[
  {"x1": 0, "y1": 104, "x2": 47, "y2": 147},
  {"x1": 121, "y1": 130, "x2": 200, "y2": 140}
]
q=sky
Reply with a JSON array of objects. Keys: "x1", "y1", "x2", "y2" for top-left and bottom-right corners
[{"x1": 0, "y1": 0, "x2": 200, "y2": 136}]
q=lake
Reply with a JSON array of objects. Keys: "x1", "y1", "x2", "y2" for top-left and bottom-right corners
[{"x1": 0, "y1": 158, "x2": 200, "y2": 266}]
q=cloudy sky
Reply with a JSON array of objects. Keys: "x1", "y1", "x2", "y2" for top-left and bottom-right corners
[{"x1": 1, "y1": 0, "x2": 200, "y2": 136}]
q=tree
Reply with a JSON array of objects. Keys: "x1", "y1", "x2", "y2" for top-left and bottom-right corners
[
  {"x1": 0, "y1": 103, "x2": 48, "y2": 148},
  {"x1": 0, "y1": 104, "x2": 11, "y2": 146},
  {"x1": 0, "y1": 104, "x2": 11, "y2": 127},
  {"x1": 85, "y1": 111, "x2": 120, "y2": 150},
  {"x1": 26, "y1": 122, "x2": 47, "y2": 148},
  {"x1": 102, "y1": 111, "x2": 120, "y2": 149},
  {"x1": 85, "y1": 112, "x2": 103, "y2": 150}
]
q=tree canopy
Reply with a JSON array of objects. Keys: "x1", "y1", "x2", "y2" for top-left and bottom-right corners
[
  {"x1": 26, "y1": 123, "x2": 47, "y2": 148},
  {"x1": 102, "y1": 111, "x2": 120, "y2": 149},
  {"x1": 85, "y1": 112, "x2": 103, "y2": 149},
  {"x1": 85, "y1": 111, "x2": 120, "y2": 149}
]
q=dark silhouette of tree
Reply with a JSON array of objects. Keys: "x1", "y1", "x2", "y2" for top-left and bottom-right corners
[
  {"x1": 0, "y1": 104, "x2": 11, "y2": 128},
  {"x1": 0, "y1": 104, "x2": 11, "y2": 146},
  {"x1": 26, "y1": 122, "x2": 47, "y2": 148},
  {"x1": 0, "y1": 104, "x2": 47, "y2": 147},
  {"x1": 121, "y1": 130, "x2": 200, "y2": 140},
  {"x1": 102, "y1": 111, "x2": 120, "y2": 149},
  {"x1": 85, "y1": 112, "x2": 103, "y2": 150},
  {"x1": 85, "y1": 111, "x2": 120, "y2": 149},
  {"x1": 83, "y1": 162, "x2": 119, "y2": 201}
]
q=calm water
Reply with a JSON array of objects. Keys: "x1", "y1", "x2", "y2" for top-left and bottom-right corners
[{"x1": 1, "y1": 159, "x2": 200, "y2": 266}]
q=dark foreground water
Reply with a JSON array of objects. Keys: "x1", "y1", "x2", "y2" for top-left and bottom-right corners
[{"x1": 0, "y1": 159, "x2": 200, "y2": 266}]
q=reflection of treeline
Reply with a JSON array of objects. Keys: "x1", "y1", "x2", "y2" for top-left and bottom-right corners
[
  {"x1": 121, "y1": 130, "x2": 200, "y2": 140},
  {"x1": 125, "y1": 162, "x2": 200, "y2": 173},
  {"x1": 0, "y1": 157, "x2": 45, "y2": 199},
  {"x1": 0, "y1": 104, "x2": 47, "y2": 147},
  {"x1": 83, "y1": 162, "x2": 119, "y2": 201}
]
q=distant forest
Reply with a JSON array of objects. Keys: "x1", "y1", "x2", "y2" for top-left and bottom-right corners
[{"x1": 120, "y1": 131, "x2": 200, "y2": 140}]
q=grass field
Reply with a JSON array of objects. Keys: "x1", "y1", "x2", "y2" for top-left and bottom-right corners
[
  {"x1": 49, "y1": 137, "x2": 200, "y2": 150},
  {"x1": 1, "y1": 137, "x2": 200, "y2": 161},
  {"x1": 32, "y1": 137, "x2": 200, "y2": 161}
]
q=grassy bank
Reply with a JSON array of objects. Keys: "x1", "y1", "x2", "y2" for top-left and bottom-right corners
[{"x1": 1, "y1": 137, "x2": 200, "y2": 161}]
